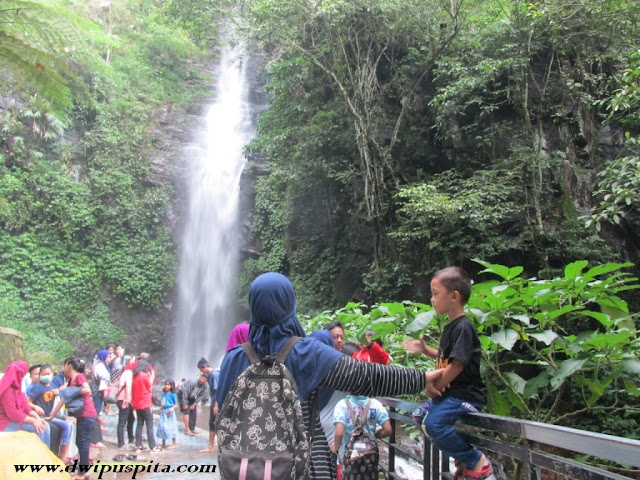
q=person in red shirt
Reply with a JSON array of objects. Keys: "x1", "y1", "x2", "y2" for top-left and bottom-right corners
[
  {"x1": 131, "y1": 359, "x2": 161, "y2": 453},
  {"x1": 48, "y1": 356, "x2": 97, "y2": 480},
  {"x1": 352, "y1": 331, "x2": 390, "y2": 365},
  {"x1": 0, "y1": 361, "x2": 50, "y2": 447}
]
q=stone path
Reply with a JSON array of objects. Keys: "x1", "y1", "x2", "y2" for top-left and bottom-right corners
[{"x1": 90, "y1": 406, "x2": 220, "y2": 480}]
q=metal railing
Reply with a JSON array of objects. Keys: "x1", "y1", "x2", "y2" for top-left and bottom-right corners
[{"x1": 376, "y1": 397, "x2": 640, "y2": 480}]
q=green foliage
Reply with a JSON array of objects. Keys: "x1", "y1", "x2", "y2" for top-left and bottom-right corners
[
  {"x1": 0, "y1": 0, "x2": 114, "y2": 117},
  {"x1": 103, "y1": 238, "x2": 176, "y2": 308},
  {"x1": 468, "y1": 259, "x2": 640, "y2": 424},
  {"x1": 604, "y1": 50, "x2": 640, "y2": 137},
  {"x1": 237, "y1": 0, "x2": 639, "y2": 308},
  {"x1": 308, "y1": 260, "x2": 640, "y2": 431},
  {"x1": 588, "y1": 51, "x2": 640, "y2": 237},
  {"x1": 159, "y1": 0, "x2": 222, "y2": 47},
  {"x1": 588, "y1": 155, "x2": 640, "y2": 231},
  {"x1": 392, "y1": 169, "x2": 523, "y2": 268},
  {"x1": 0, "y1": 0, "x2": 219, "y2": 358},
  {"x1": 300, "y1": 300, "x2": 442, "y2": 372},
  {"x1": 0, "y1": 231, "x2": 123, "y2": 360}
]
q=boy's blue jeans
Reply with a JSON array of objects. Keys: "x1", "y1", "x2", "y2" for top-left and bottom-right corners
[{"x1": 424, "y1": 396, "x2": 483, "y2": 468}]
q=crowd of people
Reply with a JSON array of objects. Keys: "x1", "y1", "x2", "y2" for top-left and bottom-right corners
[
  {"x1": 2, "y1": 266, "x2": 492, "y2": 480},
  {"x1": 213, "y1": 269, "x2": 492, "y2": 480},
  {"x1": 0, "y1": 346, "x2": 201, "y2": 480}
]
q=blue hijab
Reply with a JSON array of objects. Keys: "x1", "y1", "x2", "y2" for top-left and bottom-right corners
[
  {"x1": 217, "y1": 273, "x2": 343, "y2": 404},
  {"x1": 96, "y1": 350, "x2": 110, "y2": 364}
]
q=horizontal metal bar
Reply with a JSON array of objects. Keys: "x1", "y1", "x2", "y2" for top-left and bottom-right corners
[
  {"x1": 523, "y1": 422, "x2": 640, "y2": 469},
  {"x1": 389, "y1": 411, "x2": 413, "y2": 424},
  {"x1": 463, "y1": 412, "x2": 640, "y2": 468},
  {"x1": 531, "y1": 450, "x2": 633, "y2": 480},
  {"x1": 377, "y1": 397, "x2": 640, "y2": 476},
  {"x1": 382, "y1": 440, "x2": 424, "y2": 464},
  {"x1": 379, "y1": 461, "x2": 413, "y2": 480},
  {"x1": 464, "y1": 433, "x2": 527, "y2": 462}
]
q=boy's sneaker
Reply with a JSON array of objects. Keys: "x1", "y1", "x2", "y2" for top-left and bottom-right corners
[
  {"x1": 462, "y1": 464, "x2": 495, "y2": 480},
  {"x1": 412, "y1": 401, "x2": 431, "y2": 437},
  {"x1": 453, "y1": 460, "x2": 465, "y2": 480}
]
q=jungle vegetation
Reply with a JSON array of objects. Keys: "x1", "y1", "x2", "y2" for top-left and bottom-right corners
[
  {"x1": 1, "y1": 0, "x2": 639, "y2": 438},
  {"x1": 0, "y1": 0, "x2": 220, "y2": 357}
]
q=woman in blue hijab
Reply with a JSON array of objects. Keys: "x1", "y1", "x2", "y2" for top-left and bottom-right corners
[{"x1": 217, "y1": 272, "x2": 443, "y2": 480}]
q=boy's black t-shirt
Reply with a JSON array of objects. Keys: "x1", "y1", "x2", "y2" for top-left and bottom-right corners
[{"x1": 436, "y1": 315, "x2": 487, "y2": 405}]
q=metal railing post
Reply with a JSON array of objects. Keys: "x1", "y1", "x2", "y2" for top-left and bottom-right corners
[
  {"x1": 423, "y1": 437, "x2": 431, "y2": 480},
  {"x1": 389, "y1": 405, "x2": 396, "y2": 477}
]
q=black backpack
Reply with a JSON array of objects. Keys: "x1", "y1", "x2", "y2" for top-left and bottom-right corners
[
  {"x1": 216, "y1": 337, "x2": 310, "y2": 480},
  {"x1": 341, "y1": 399, "x2": 380, "y2": 480}
]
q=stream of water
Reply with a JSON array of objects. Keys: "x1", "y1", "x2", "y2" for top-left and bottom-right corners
[{"x1": 172, "y1": 44, "x2": 253, "y2": 379}]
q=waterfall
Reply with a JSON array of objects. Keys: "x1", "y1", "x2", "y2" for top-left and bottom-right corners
[{"x1": 172, "y1": 45, "x2": 253, "y2": 379}]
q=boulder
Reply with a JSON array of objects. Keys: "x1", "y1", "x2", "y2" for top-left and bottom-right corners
[
  {"x1": 0, "y1": 430, "x2": 70, "y2": 480},
  {"x1": 0, "y1": 328, "x2": 25, "y2": 372}
]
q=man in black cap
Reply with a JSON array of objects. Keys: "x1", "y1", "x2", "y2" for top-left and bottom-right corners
[
  {"x1": 177, "y1": 370, "x2": 209, "y2": 436},
  {"x1": 197, "y1": 357, "x2": 219, "y2": 453}
]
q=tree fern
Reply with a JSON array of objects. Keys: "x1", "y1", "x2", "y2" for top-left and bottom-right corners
[{"x1": 0, "y1": 0, "x2": 115, "y2": 115}]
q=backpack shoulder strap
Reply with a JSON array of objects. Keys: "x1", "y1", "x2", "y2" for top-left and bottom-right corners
[
  {"x1": 345, "y1": 399, "x2": 358, "y2": 426},
  {"x1": 361, "y1": 399, "x2": 372, "y2": 428},
  {"x1": 241, "y1": 342, "x2": 261, "y2": 364},
  {"x1": 241, "y1": 337, "x2": 301, "y2": 364},
  {"x1": 275, "y1": 336, "x2": 302, "y2": 363}
]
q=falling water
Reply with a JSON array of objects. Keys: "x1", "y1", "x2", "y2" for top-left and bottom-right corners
[{"x1": 173, "y1": 45, "x2": 253, "y2": 379}]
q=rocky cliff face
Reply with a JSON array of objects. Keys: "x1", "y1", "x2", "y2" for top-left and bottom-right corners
[
  {"x1": 128, "y1": 56, "x2": 270, "y2": 373},
  {"x1": 113, "y1": 65, "x2": 219, "y2": 370},
  {"x1": 238, "y1": 55, "x2": 270, "y2": 264}
]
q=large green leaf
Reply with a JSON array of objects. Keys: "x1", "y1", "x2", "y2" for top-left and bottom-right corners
[
  {"x1": 530, "y1": 330, "x2": 558, "y2": 345},
  {"x1": 550, "y1": 358, "x2": 588, "y2": 390},
  {"x1": 474, "y1": 259, "x2": 512, "y2": 280},
  {"x1": 581, "y1": 331, "x2": 632, "y2": 351},
  {"x1": 564, "y1": 260, "x2": 589, "y2": 280},
  {"x1": 504, "y1": 372, "x2": 525, "y2": 394},
  {"x1": 523, "y1": 370, "x2": 549, "y2": 399},
  {"x1": 490, "y1": 328, "x2": 519, "y2": 351},
  {"x1": 622, "y1": 359, "x2": 640, "y2": 374},
  {"x1": 583, "y1": 262, "x2": 635, "y2": 281},
  {"x1": 487, "y1": 383, "x2": 512, "y2": 416},
  {"x1": 378, "y1": 302, "x2": 406, "y2": 316},
  {"x1": 407, "y1": 310, "x2": 436, "y2": 332}
]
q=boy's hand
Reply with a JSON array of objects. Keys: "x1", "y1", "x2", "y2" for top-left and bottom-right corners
[
  {"x1": 434, "y1": 358, "x2": 463, "y2": 392},
  {"x1": 403, "y1": 335, "x2": 429, "y2": 355}
]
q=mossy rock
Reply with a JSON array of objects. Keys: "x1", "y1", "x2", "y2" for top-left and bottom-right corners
[
  {"x1": 0, "y1": 327, "x2": 26, "y2": 372},
  {"x1": 27, "y1": 351, "x2": 57, "y2": 367}
]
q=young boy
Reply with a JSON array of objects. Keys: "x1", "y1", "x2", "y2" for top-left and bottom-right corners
[
  {"x1": 332, "y1": 393, "x2": 392, "y2": 480},
  {"x1": 29, "y1": 364, "x2": 73, "y2": 463},
  {"x1": 404, "y1": 267, "x2": 493, "y2": 480},
  {"x1": 197, "y1": 357, "x2": 219, "y2": 453}
]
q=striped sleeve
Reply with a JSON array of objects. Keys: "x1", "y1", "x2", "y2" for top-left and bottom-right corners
[
  {"x1": 319, "y1": 356, "x2": 426, "y2": 397},
  {"x1": 302, "y1": 390, "x2": 336, "y2": 480}
]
